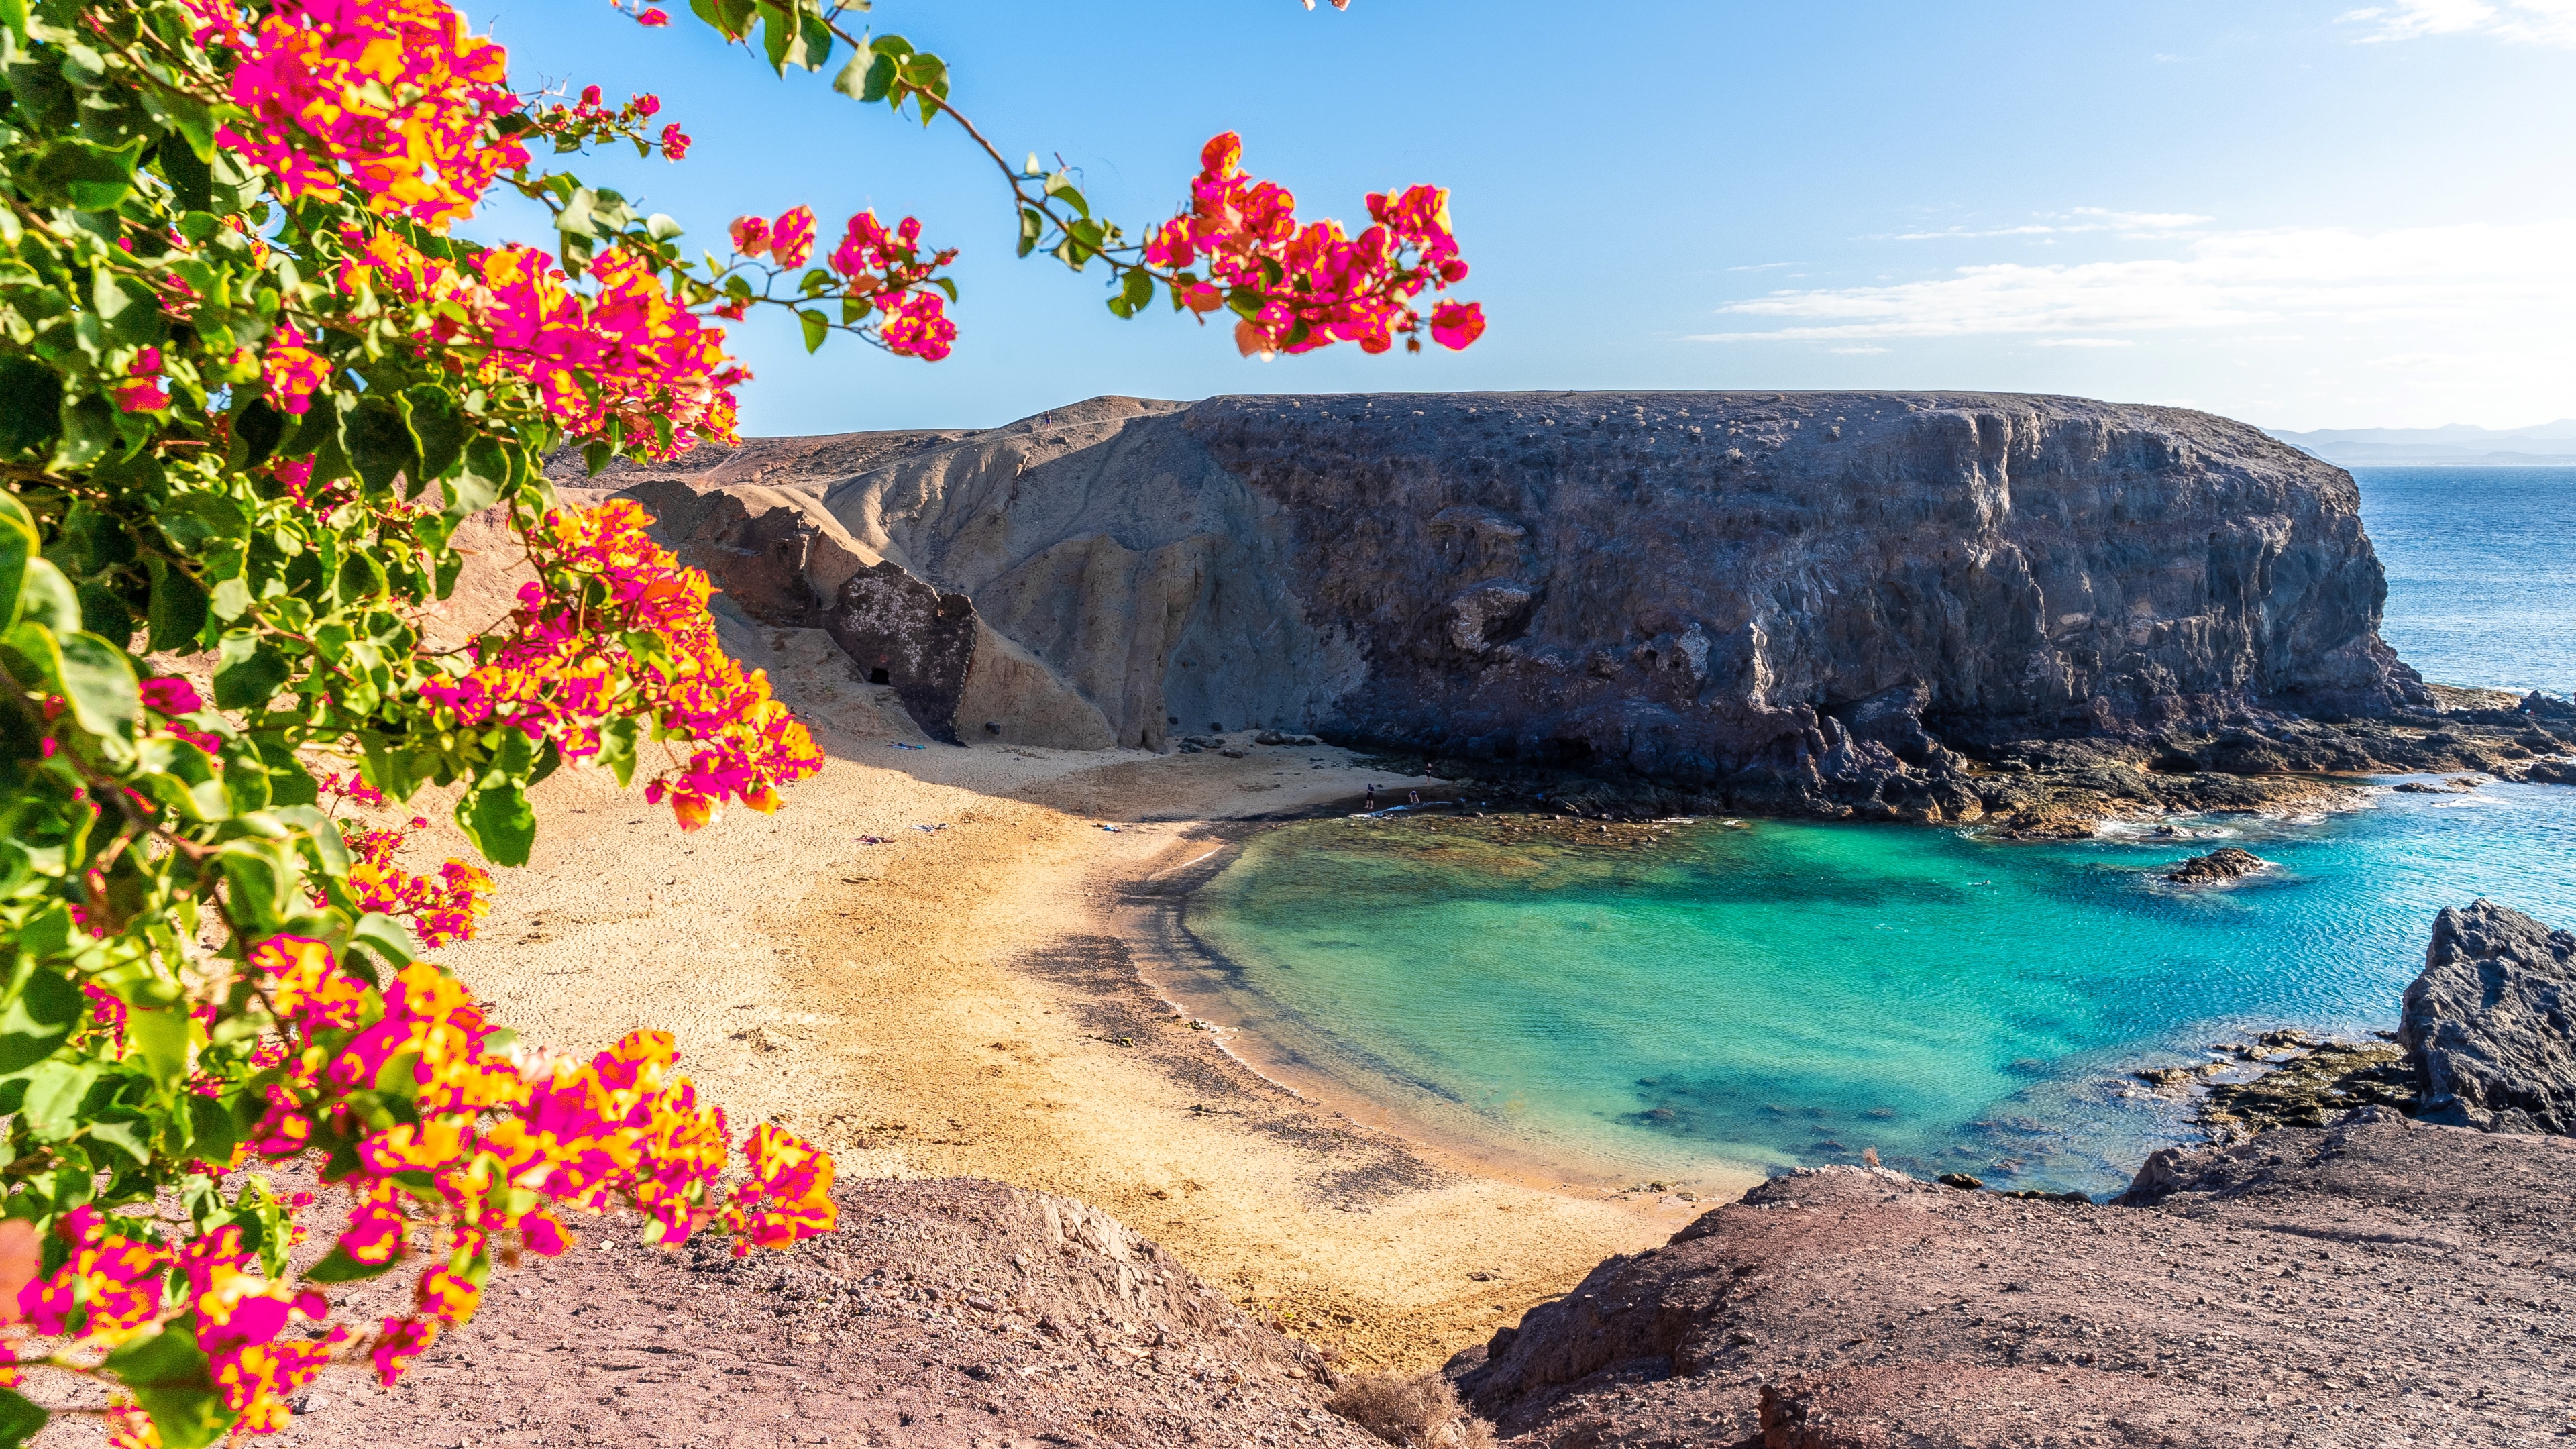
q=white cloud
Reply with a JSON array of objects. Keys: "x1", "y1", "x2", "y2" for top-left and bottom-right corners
[
  {"x1": 2339, "y1": 0, "x2": 2576, "y2": 44},
  {"x1": 2033, "y1": 338, "x2": 2136, "y2": 347},
  {"x1": 1687, "y1": 218, "x2": 2576, "y2": 343},
  {"x1": 1887, "y1": 207, "x2": 2216, "y2": 241},
  {"x1": 1829, "y1": 345, "x2": 1892, "y2": 354}
]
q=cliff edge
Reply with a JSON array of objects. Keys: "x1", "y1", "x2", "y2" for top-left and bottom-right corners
[{"x1": 557, "y1": 391, "x2": 2489, "y2": 822}]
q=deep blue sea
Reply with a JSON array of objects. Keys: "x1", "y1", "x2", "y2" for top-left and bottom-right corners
[{"x1": 1188, "y1": 467, "x2": 2576, "y2": 1195}]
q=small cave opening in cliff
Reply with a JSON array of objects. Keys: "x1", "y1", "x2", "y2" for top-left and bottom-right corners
[{"x1": 868, "y1": 667, "x2": 891, "y2": 684}]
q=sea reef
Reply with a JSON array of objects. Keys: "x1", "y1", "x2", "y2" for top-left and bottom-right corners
[{"x1": 561, "y1": 391, "x2": 2576, "y2": 827}]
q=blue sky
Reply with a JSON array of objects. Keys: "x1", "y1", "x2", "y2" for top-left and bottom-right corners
[{"x1": 472, "y1": 1, "x2": 2576, "y2": 434}]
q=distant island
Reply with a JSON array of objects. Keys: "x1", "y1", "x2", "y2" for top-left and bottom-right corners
[{"x1": 2267, "y1": 418, "x2": 2576, "y2": 466}]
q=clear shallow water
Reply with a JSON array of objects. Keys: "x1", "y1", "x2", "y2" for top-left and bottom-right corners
[
  {"x1": 2357, "y1": 466, "x2": 2576, "y2": 695},
  {"x1": 1191, "y1": 791, "x2": 2576, "y2": 1194},
  {"x1": 1191, "y1": 468, "x2": 2576, "y2": 1193}
]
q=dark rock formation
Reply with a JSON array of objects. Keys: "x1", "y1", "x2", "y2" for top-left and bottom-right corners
[
  {"x1": 2161, "y1": 845, "x2": 2269, "y2": 883},
  {"x1": 553, "y1": 392, "x2": 2576, "y2": 823},
  {"x1": 2403, "y1": 900, "x2": 2576, "y2": 1134},
  {"x1": 823, "y1": 561, "x2": 980, "y2": 745},
  {"x1": 282, "y1": 1176, "x2": 1378, "y2": 1449},
  {"x1": 1450, "y1": 1108, "x2": 2576, "y2": 1447}
]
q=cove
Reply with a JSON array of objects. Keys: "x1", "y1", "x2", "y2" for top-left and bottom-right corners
[{"x1": 1184, "y1": 784, "x2": 2576, "y2": 1195}]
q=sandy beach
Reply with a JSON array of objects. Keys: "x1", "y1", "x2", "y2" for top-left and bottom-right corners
[{"x1": 382, "y1": 614, "x2": 1750, "y2": 1373}]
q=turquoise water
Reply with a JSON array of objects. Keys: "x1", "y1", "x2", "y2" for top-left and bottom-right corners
[{"x1": 1187, "y1": 468, "x2": 2576, "y2": 1195}]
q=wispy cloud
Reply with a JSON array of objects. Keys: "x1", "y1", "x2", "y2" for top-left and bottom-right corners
[
  {"x1": 1886, "y1": 207, "x2": 2216, "y2": 241},
  {"x1": 2339, "y1": 0, "x2": 2576, "y2": 44},
  {"x1": 1687, "y1": 218, "x2": 2576, "y2": 343},
  {"x1": 2033, "y1": 338, "x2": 2137, "y2": 347}
]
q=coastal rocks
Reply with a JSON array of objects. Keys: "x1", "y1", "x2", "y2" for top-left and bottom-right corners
[
  {"x1": 290, "y1": 1175, "x2": 1381, "y2": 1449},
  {"x1": 559, "y1": 392, "x2": 2479, "y2": 824},
  {"x1": 2402, "y1": 900, "x2": 2576, "y2": 1134},
  {"x1": 2161, "y1": 845, "x2": 2269, "y2": 883},
  {"x1": 1452, "y1": 1113, "x2": 2576, "y2": 1447}
]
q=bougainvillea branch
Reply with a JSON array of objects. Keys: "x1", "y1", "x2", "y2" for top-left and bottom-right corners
[{"x1": 0, "y1": 0, "x2": 1467, "y2": 1442}]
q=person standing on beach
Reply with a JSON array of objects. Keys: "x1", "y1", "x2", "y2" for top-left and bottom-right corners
[
  {"x1": 1364, "y1": 784, "x2": 1378, "y2": 811},
  {"x1": 1409, "y1": 789, "x2": 1422, "y2": 807}
]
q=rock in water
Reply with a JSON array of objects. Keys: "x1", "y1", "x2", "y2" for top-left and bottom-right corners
[
  {"x1": 2161, "y1": 845, "x2": 2269, "y2": 883},
  {"x1": 2402, "y1": 899, "x2": 2576, "y2": 1134}
]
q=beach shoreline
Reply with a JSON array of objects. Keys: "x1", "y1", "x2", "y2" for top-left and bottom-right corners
[{"x1": 412, "y1": 620, "x2": 1713, "y2": 1373}]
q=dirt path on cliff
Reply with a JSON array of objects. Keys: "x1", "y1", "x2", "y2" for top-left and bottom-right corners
[{"x1": 396, "y1": 619, "x2": 1703, "y2": 1372}]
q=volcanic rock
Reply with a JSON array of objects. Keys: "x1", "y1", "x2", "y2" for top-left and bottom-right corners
[
  {"x1": 2160, "y1": 845, "x2": 2270, "y2": 883},
  {"x1": 278, "y1": 1177, "x2": 1381, "y2": 1449},
  {"x1": 1451, "y1": 1109, "x2": 2576, "y2": 1447},
  {"x1": 2402, "y1": 899, "x2": 2576, "y2": 1134},
  {"x1": 555, "y1": 393, "x2": 2440, "y2": 800}
]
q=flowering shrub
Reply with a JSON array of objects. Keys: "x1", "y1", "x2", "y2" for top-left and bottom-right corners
[{"x1": 0, "y1": 0, "x2": 1468, "y2": 1443}]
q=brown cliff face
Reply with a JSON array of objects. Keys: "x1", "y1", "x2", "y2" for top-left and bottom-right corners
[{"x1": 558, "y1": 392, "x2": 2428, "y2": 803}]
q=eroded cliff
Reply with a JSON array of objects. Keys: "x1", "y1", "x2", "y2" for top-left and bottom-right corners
[{"x1": 561, "y1": 390, "x2": 2447, "y2": 818}]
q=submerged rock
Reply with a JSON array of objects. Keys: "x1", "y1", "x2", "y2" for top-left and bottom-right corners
[
  {"x1": 2402, "y1": 899, "x2": 2576, "y2": 1134},
  {"x1": 2160, "y1": 845, "x2": 2269, "y2": 883}
]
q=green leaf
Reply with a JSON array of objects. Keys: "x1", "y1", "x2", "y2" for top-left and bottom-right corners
[
  {"x1": 597, "y1": 714, "x2": 640, "y2": 788},
  {"x1": 345, "y1": 394, "x2": 421, "y2": 496},
  {"x1": 18, "y1": 1057, "x2": 100, "y2": 1139},
  {"x1": 303, "y1": 1243, "x2": 400, "y2": 1284},
  {"x1": 799, "y1": 309, "x2": 829, "y2": 353},
  {"x1": 84, "y1": 1118, "x2": 153, "y2": 1167},
  {"x1": 1120, "y1": 267, "x2": 1154, "y2": 311},
  {"x1": 755, "y1": 1, "x2": 798, "y2": 71},
  {"x1": 403, "y1": 386, "x2": 469, "y2": 488},
  {"x1": 0, "y1": 967, "x2": 82, "y2": 1076},
  {"x1": 831, "y1": 46, "x2": 871, "y2": 99},
  {"x1": 0, "y1": 0, "x2": 27, "y2": 45},
  {"x1": 229, "y1": 398, "x2": 286, "y2": 470},
  {"x1": 160, "y1": 490, "x2": 248, "y2": 553},
  {"x1": 347, "y1": 913, "x2": 420, "y2": 978},
  {"x1": 0, "y1": 356, "x2": 63, "y2": 458},
  {"x1": 445, "y1": 435, "x2": 510, "y2": 517},
  {"x1": 93, "y1": 271, "x2": 164, "y2": 348},
  {"x1": 857, "y1": 50, "x2": 898, "y2": 103},
  {"x1": 127, "y1": 1008, "x2": 189, "y2": 1091},
  {"x1": 457, "y1": 781, "x2": 536, "y2": 867},
  {"x1": 1043, "y1": 172, "x2": 1089, "y2": 219},
  {"x1": 144, "y1": 557, "x2": 209, "y2": 653},
  {"x1": 56, "y1": 631, "x2": 140, "y2": 742},
  {"x1": 0, "y1": 1385, "x2": 49, "y2": 1449},
  {"x1": 55, "y1": 393, "x2": 114, "y2": 469},
  {"x1": 186, "y1": 1093, "x2": 237, "y2": 1169},
  {"x1": 28, "y1": 137, "x2": 144, "y2": 210},
  {"x1": 211, "y1": 630, "x2": 288, "y2": 710},
  {"x1": 0, "y1": 491, "x2": 32, "y2": 632},
  {"x1": 215, "y1": 838, "x2": 298, "y2": 935},
  {"x1": 15, "y1": 558, "x2": 78, "y2": 635},
  {"x1": 103, "y1": 1328, "x2": 229, "y2": 1449},
  {"x1": 1016, "y1": 207, "x2": 1043, "y2": 258}
]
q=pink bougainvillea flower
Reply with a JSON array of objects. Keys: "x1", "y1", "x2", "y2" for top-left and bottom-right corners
[
  {"x1": 769, "y1": 207, "x2": 817, "y2": 269},
  {"x1": 635, "y1": 6, "x2": 669, "y2": 23},
  {"x1": 1430, "y1": 301, "x2": 1486, "y2": 351},
  {"x1": 1146, "y1": 133, "x2": 1480, "y2": 357},
  {"x1": 660, "y1": 122, "x2": 692, "y2": 160},
  {"x1": 114, "y1": 347, "x2": 171, "y2": 413},
  {"x1": 216, "y1": 0, "x2": 532, "y2": 229},
  {"x1": 729, "y1": 215, "x2": 771, "y2": 258},
  {"x1": 264, "y1": 326, "x2": 331, "y2": 415}
]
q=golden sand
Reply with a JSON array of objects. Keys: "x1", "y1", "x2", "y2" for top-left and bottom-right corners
[{"x1": 411, "y1": 619, "x2": 1748, "y2": 1371}]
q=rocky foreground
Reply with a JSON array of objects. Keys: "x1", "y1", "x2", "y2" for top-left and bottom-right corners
[{"x1": 1454, "y1": 1113, "x2": 2575, "y2": 1448}]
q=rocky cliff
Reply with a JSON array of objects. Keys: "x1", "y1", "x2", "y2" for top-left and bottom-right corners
[{"x1": 564, "y1": 391, "x2": 2445, "y2": 813}]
